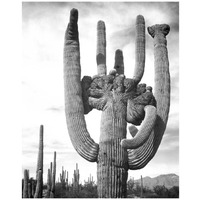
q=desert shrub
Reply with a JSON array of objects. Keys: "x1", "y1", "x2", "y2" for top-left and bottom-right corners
[
  {"x1": 153, "y1": 185, "x2": 169, "y2": 198},
  {"x1": 168, "y1": 186, "x2": 179, "y2": 198}
]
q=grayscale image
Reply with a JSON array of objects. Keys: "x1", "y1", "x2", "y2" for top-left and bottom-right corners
[{"x1": 22, "y1": 2, "x2": 179, "y2": 198}]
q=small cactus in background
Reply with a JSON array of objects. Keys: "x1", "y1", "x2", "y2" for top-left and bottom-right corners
[
  {"x1": 46, "y1": 168, "x2": 52, "y2": 198},
  {"x1": 34, "y1": 125, "x2": 44, "y2": 198},
  {"x1": 60, "y1": 166, "x2": 68, "y2": 189},
  {"x1": 63, "y1": 8, "x2": 171, "y2": 198},
  {"x1": 46, "y1": 158, "x2": 56, "y2": 198},
  {"x1": 23, "y1": 169, "x2": 29, "y2": 198},
  {"x1": 50, "y1": 151, "x2": 56, "y2": 198},
  {"x1": 140, "y1": 175, "x2": 143, "y2": 198},
  {"x1": 72, "y1": 163, "x2": 80, "y2": 192}
]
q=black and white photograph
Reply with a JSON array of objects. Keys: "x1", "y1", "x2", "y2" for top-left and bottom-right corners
[{"x1": 21, "y1": 1, "x2": 180, "y2": 198}]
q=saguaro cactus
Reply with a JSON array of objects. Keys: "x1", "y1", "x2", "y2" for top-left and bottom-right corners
[
  {"x1": 34, "y1": 125, "x2": 43, "y2": 198},
  {"x1": 72, "y1": 163, "x2": 80, "y2": 192},
  {"x1": 140, "y1": 175, "x2": 143, "y2": 198},
  {"x1": 60, "y1": 166, "x2": 67, "y2": 189},
  {"x1": 23, "y1": 169, "x2": 29, "y2": 198},
  {"x1": 46, "y1": 155, "x2": 56, "y2": 198},
  {"x1": 50, "y1": 151, "x2": 56, "y2": 198},
  {"x1": 63, "y1": 8, "x2": 170, "y2": 198}
]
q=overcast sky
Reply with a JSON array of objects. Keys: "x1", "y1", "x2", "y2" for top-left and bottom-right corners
[{"x1": 22, "y1": 2, "x2": 179, "y2": 184}]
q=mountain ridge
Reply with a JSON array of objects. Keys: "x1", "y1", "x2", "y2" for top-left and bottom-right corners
[{"x1": 134, "y1": 173, "x2": 179, "y2": 189}]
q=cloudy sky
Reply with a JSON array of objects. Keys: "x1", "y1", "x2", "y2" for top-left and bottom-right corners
[{"x1": 22, "y1": 2, "x2": 179, "y2": 184}]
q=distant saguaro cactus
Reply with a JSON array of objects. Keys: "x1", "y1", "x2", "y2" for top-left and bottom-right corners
[
  {"x1": 50, "y1": 151, "x2": 56, "y2": 198},
  {"x1": 46, "y1": 159, "x2": 56, "y2": 198},
  {"x1": 23, "y1": 169, "x2": 29, "y2": 198},
  {"x1": 72, "y1": 163, "x2": 80, "y2": 192},
  {"x1": 34, "y1": 125, "x2": 44, "y2": 198},
  {"x1": 46, "y1": 168, "x2": 51, "y2": 198},
  {"x1": 60, "y1": 166, "x2": 67, "y2": 189},
  {"x1": 63, "y1": 8, "x2": 170, "y2": 198}
]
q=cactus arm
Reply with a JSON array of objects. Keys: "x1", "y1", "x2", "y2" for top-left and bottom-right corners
[
  {"x1": 114, "y1": 49, "x2": 124, "y2": 75},
  {"x1": 121, "y1": 105, "x2": 157, "y2": 149},
  {"x1": 126, "y1": 89, "x2": 156, "y2": 125},
  {"x1": 133, "y1": 15, "x2": 145, "y2": 84},
  {"x1": 63, "y1": 8, "x2": 99, "y2": 162},
  {"x1": 97, "y1": 20, "x2": 106, "y2": 75},
  {"x1": 127, "y1": 24, "x2": 170, "y2": 170}
]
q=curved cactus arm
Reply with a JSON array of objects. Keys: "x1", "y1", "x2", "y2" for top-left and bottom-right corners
[
  {"x1": 63, "y1": 8, "x2": 99, "y2": 162},
  {"x1": 121, "y1": 105, "x2": 157, "y2": 149},
  {"x1": 97, "y1": 20, "x2": 107, "y2": 75},
  {"x1": 114, "y1": 49, "x2": 124, "y2": 75},
  {"x1": 133, "y1": 15, "x2": 145, "y2": 84},
  {"x1": 126, "y1": 89, "x2": 156, "y2": 125},
  {"x1": 127, "y1": 24, "x2": 170, "y2": 170}
]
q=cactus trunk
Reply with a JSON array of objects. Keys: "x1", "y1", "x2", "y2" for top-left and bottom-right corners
[
  {"x1": 46, "y1": 169, "x2": 51, "y2": 198},
  {"x1": 23, "y1": 169, "x2": 29, "y2": 198},
  {"x1": 34, "y1": 125, "x2": 43, "y2": 198},
  {"x1": 97, "y1": 102, "x2": 128, "y2": 198},
  {"x1": 50, "y1": 151, "x2": 56, "y2": 198}
]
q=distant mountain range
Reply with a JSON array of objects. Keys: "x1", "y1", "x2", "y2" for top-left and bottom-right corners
[{"x1": 134, "y1": 173, "x2": 179, "y2": 189}]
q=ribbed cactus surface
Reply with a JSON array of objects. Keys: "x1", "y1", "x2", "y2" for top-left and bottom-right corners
[
  {"x1": 133, "y1": 15, "x2": 146, "y2": 84},
  {"x1": 97, "y1": 20, "x2": 106, "y2": 75},
  {"x1": 114, "y1": 49, "x2": 124, "y2": 75},
  {"x1": 63, "y1": 8, "x2": 170, "y2": 198}
]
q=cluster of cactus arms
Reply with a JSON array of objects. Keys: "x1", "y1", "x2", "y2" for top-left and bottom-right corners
[
  {"x1": 72, "y1": 163, "x2": 80, "y2": 192},
  {"x1": 63, "y1": 8, "x2": 170, "y2": 198},
  {"x1": 60, "y1": 166, "x2": 68, "y2": 189},
  {"x1": 23, "y1": 170, "x2": 36, "y2": 198}
]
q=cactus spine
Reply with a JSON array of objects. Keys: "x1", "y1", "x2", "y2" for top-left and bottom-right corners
[{"x1": 63, "y1": 8, "x2": 170, "y2": 198}]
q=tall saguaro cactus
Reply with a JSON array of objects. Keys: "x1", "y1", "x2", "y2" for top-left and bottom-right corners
[
  {"x1": 50, "y1": 151, "x2": 56, "y2": 198},
  {"x1": 63, "y1": 8, "x2": 170, "y2": 198},
  {"x1": 34, "y1": 125, "x2": 43, "y2": 198}
]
